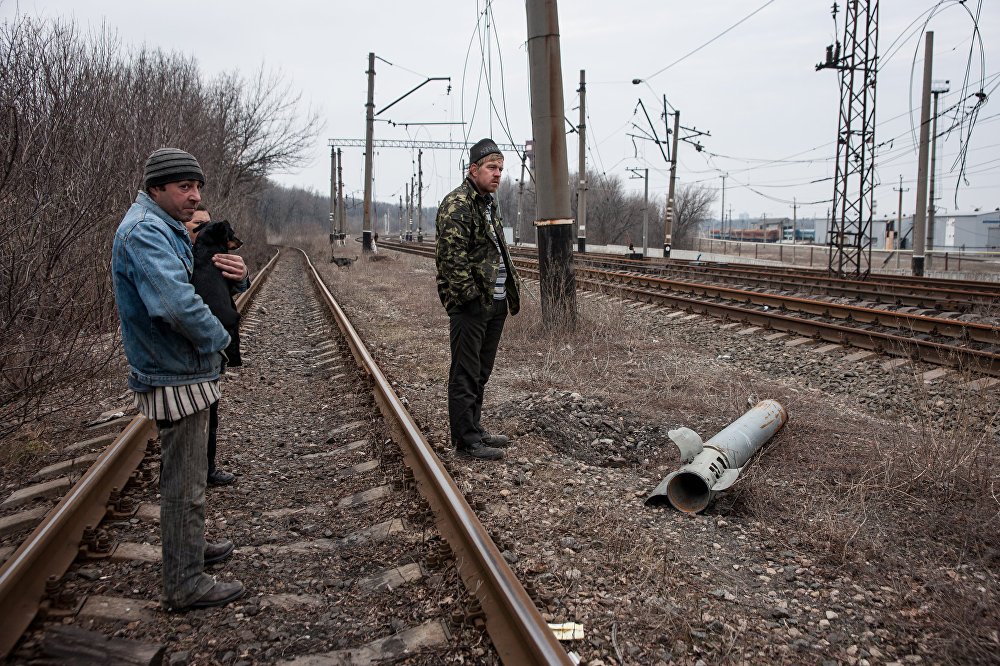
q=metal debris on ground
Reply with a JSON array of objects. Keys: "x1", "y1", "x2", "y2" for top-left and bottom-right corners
[{"x1": 645, "y1": 399, "x2": 787, "y2": 513}]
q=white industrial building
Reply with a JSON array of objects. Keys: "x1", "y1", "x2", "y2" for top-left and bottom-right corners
[{"x1": 813, "y1": 209, "x2": 1000, "y2": 253}]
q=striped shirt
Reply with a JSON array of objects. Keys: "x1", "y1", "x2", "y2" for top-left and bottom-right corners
[
  {"x1": 133, "y1": 380, "x2": 220, "y2": 422},
  {"x1": 485, "y1": 205, "x2": 507, "y2": 300}
]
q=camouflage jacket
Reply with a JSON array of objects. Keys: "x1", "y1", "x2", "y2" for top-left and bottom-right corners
[{"x1": 435, "y1": 178, "x2": 520, "y2": 315}]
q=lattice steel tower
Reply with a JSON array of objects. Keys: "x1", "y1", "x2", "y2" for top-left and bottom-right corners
[{"x1": 817, "y1": 1, "x2": 879, "y2": 279}]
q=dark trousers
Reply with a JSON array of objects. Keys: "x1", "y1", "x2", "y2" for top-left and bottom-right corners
[
  {"x1": 448, "y1": 297, "x2": 507, "y2": 449},
  {"x1": 207, "y1": 401, "x2": 219, "y2": 473}
]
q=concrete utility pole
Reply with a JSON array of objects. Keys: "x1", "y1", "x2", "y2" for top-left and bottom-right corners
[
  {"x1": 628, "y1": 168, "x2": 649, "y2": 255},
  {"x1": 404, "y1": 182, "x2": 410, "y2": 241},
  {"x1": 720, "y1": 174, "x2": 726, "y2": 240},
  {"x1": 398, "y1": 195, "x2": 403, "y2": 237},
  {"x1": 792, "y1": 197, "x2": 798, "y2": 243},
  {"x1": 892, "y1": 175, "x2": 907, "y2": 250},
  {"x1": 577, "y1": 69, "x2": 587, "y2": 253},
  {"x1": 664, "y1": 109, "x2": 680, "y2": 257},
  {"x1": 642, "y1": 169, "x2": 649, "y2": 255},
  {"x1": 912, "y1": 31, "x2": 933, "y2": 276},
  {"x1": 330, "y1": 146, "x2": 337, "y2": 245},
  {"x1": 362, "y1": 52, "x2": 376, "y2": 253},
  {"x1": 417, "y1": 150, "x2": 424, "y2": 242},
  {"x1": 516, "y1": 156, "x2": 526, "y2": 245},
  {"x1": 526, "y1": 0, "x2": 576, "y2": 328},
  {"x1": 337, "y1": 149, "x2": 345, "y2": 242},
  {"x1": 927, "y1": 79, "x2": 950, "y2": 269},
  {"x1": 408, "y1": 174, "x2": 415, "y2": 240}
]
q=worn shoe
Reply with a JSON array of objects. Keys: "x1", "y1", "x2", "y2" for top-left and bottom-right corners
[
  {"x1": 456, "y1": 442, "x2": 503, "y2": 461},
  {"x1": 204, "y1": 539, "x2": 234, "y2": 564},
  {"x1": 184, "y1": 580, "x2": 245, "y2": 610},
  {"x1": 480, "y1": 432, "x2": 509, "y2": 447},
  {"x1": 208, "y1": 469, "x2": 235, "y2": 486}
]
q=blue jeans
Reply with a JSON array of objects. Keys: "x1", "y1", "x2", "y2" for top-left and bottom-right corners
[{"x1": 157, "y1": 408, "x2": 215, "y2": 607}]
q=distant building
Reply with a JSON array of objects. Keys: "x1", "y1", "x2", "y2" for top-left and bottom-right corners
[
  {"x1": 709, "y1": 216, "x2": 818, "y2": 242},
  {"x1": 814, "y1": 209, "x2": 1000, "y2": 252}
]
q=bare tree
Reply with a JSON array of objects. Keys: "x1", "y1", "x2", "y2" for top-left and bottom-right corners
[
  {"x1": 495, "y1": 173, "x2": 534, "y2": 241},
  {"x1": 669, "y1": 183, "x2": 716, "y2": 250},
  {"x1": 0, "y1": 13, "x2": 319, "y2": 438},
  {"x1": 586, "y1": 173, "x2": 630, "y2": 245}
]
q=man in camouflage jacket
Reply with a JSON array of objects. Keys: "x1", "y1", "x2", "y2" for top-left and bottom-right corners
[{"x1": 436, "y1": 138, "x2": 521, "y2": 460}]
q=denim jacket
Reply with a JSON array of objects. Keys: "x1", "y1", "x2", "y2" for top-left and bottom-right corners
[{"x1": 112, "y1": 191, "x2": 232, "y2": 389}]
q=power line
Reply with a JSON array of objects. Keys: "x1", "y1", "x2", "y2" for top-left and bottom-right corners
[{"x1": 640, "y1": 0, "x2": 777, "y2": 82}]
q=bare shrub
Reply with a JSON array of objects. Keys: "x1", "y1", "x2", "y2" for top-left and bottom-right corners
[{"x1": 0, "y1": 13, "x2": 317, "y2": 439}]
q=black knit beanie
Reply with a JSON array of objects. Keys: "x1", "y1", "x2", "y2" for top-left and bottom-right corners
[
  {"x1": 144, "y1": 148, "x2": 205, "y2": 189},
  {"x1": 469, "y1": 138, "x2": 502, "y2": 166}
]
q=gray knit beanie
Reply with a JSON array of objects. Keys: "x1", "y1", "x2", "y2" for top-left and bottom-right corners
[{"x1": 143, "y1": 148, "x2": 205, "y2": 189}]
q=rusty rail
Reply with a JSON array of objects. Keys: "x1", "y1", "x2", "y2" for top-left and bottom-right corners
[
  {"x1": 382, "y1": 239, "x2": 1000, "y2": 305},
  {"x1": 565, "y1": 272, "x2": 1000, "y2": 376},
  {"x1": 530, "y1": 246, "x2": 1000, "y2": 295},
  {"x1": 576, "y1": 267, "x2": 1000, "y2": 346},
  {"x1": 575, "y1": 255, "x2": 1000, "y2": 312},
  {"x1": 300, "y1": 249, "x2": 571, "y2": 666},
  {"x1": 378, "y1": 240, "x2": 1000, "y2": 374},
  {"x1": 0, "y1": 250, "x2": 280, "y2": 659}
]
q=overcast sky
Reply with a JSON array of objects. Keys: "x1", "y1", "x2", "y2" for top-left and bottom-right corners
[{"x1": 6, "y1": 0, "x2": 998, "y2": 222}]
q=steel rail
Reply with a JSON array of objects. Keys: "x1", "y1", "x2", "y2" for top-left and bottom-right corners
[
  {"x1": 576, "y1": 267, "x2": 1000, "y2": 346},
  {"x1": 299, "y1": 249, "x2": 571, "y2": 666},
  {"x1": 379, "y1": 240, "x2": 1000, "y2": 372},
  {"x1": 0, "y1": 416, "x2": 154, "y2": 657},
  {"x1": 516, "y1": 265, "x2": 1000, "y2": 376},
  {"x1": 557, "y1": 249, "x2": 1000, "y2": 307},
  {"x1": 234, "y1": 248, "x2": 281, "y2": 310},
  {"x1": 386, "y1": 240, "x2": 1000, "y2": 305},
  {"x1": 577, "y1": 257, "x2": 999, "y2": 311},
  {"x1": 0, "y1": 250, "x2": 280, "y2": 659},
  {"x1": 651, "y1": 262, "x2": 994, "y2": 308},
  {"x1": 667, "y1": 256, "x2": 1000, "y2": 294},
  {"x1": 504, "y1": 244, "x2": 1000, "y2": 296}
]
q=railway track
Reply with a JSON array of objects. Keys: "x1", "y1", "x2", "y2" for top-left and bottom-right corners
[
  {"x1": 572, "y1": 255, "x2": 1000, "y2": 313},
  {"x1": 0, "y1": 249, "x2": 571, "y2": 664},
  {"x1": 504, "y1": 246, "x2": 1000, "y2": 312},
  {"x1": 382, "y1": 240, "x2": 1000, "y2": 377},
  {"x1": 518, "y1": 245, "x2": 1000, "y2": 295}
]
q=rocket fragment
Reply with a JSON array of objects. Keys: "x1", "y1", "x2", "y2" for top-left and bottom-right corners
[{"x1": 645, "y1": 399, "x2": 787, "y2": 513}]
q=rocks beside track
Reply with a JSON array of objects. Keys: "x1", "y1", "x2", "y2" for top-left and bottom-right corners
[{"x1": 320, "y1": 253, "x2": 1000, "y2": 664}]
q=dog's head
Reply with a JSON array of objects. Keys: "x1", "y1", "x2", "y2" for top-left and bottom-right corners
[{"x1": 195, "y1": 220, "x2": 243, "y2": 252}]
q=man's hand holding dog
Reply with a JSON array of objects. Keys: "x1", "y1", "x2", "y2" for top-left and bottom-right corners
[{"x1": 213, "y1": 254, "x2": 248, "y2": 282}]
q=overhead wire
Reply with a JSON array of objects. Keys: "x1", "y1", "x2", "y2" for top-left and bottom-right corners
[
  {"x1": 697, "y1": 61, "x2": 994, "y2": 208},
  {"x1": 902, "y1": 0, "x2": 986, "y2": 209},
  {"x1": 639, "y1": 0, "x2": 778, "y2": 83},
  {"x1": 950, "y1": 0, "x2": 986, "y2": 204},
  {"x1": 459, "y1": 0, "x2": 532, "y2": 184},
  {"x1": 486, "y1": 2, "x2": 526, "y2": 165},
  {"x1": 619, "y1": 1, "x2": 993, "y2": 215},
  {"x1": 460, "y1": 2, "x2": 486, "y2": 150}
]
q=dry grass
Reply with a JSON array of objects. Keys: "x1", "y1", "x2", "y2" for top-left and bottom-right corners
[{"x1": 310, "y1": 244, "x2": 1000, "y2": 663}]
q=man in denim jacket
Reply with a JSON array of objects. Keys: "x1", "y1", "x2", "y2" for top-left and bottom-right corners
[{"x1": 112, "y1": 148, "x2": 247, "y2": 610}]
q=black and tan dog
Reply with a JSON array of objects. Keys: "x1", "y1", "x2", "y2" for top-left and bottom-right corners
[
  {"x1": 191, "y1": 220, "x2": 243, "y2": 366},
  {"x1": 331, "y1": 255, "x2": 358, "y2": 268}
]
